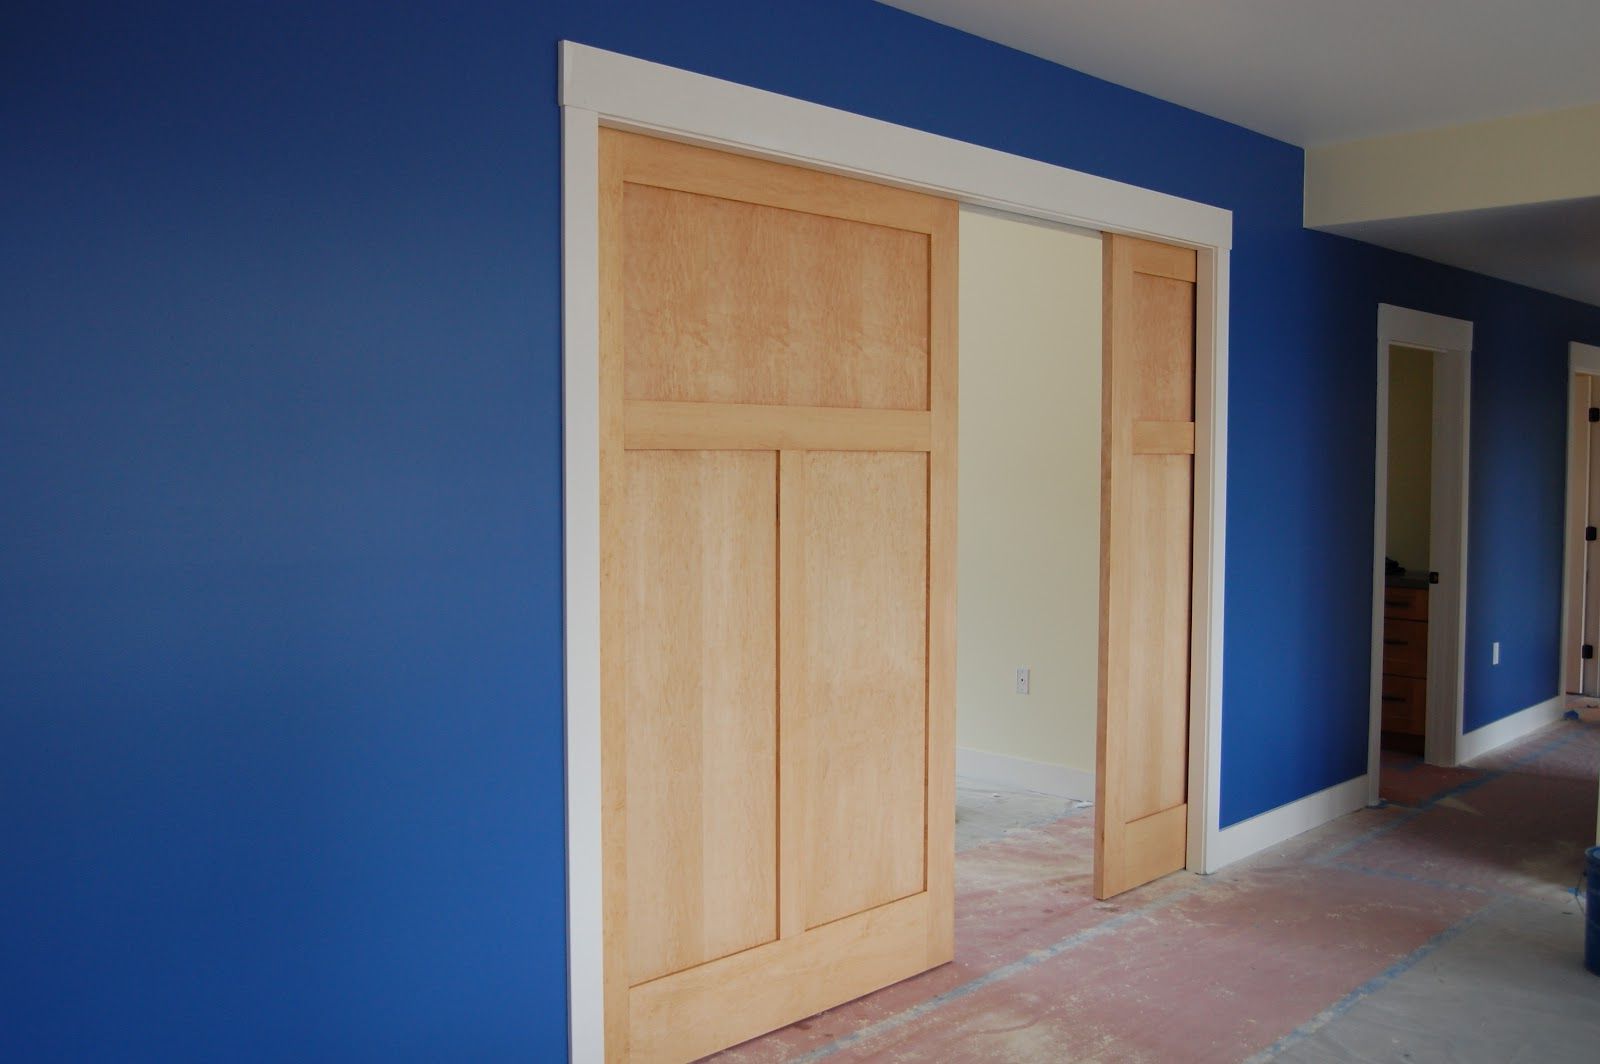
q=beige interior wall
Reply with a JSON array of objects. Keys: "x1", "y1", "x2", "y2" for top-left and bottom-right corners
[
  {"x1": 1387, "y1": 345, "x2": 1434, "y2": 571},
  {"x1": 957, "y1": 206, "x2": 1102, "y2": 776},
  {"x1": 1305, "y1": 102, "x2": 1600, "y2": 226}
]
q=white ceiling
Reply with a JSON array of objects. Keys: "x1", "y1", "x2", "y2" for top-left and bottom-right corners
[
  {"x1": 879, "y1": 0, "x2": 1600, "y2": 146},
  {"x1": 1328, "y1": 196, "x2": 1600, "y2": 308}
]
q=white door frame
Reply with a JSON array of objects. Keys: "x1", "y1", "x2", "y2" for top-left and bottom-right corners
[
  {"x1": 559, "y1": 42, "x2": 1232, "y2": 1062},
  {"x1": 1368, "y1": 304, "x2": 1473, "y2": 800},
  {"x1": 1560, "y1": 342, "x2": 1600, "y2": 696}
]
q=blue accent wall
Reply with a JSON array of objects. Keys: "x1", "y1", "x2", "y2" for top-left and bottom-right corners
[{"x1": 6, "y1": 1, "x2": 1600, "y2": 1057}]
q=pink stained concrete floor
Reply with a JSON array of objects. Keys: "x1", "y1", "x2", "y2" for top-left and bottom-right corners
[
  {"x1": 706, "y1": 718, "x2": 1600, "y2": 1064},
  {"x1": 1377, "y1": 747, "x2": 1486, "y2": 808}
]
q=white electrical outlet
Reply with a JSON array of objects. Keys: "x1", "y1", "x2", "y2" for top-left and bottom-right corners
[
  {"x1": 1015, "y1": 667, "x2": 1030, "y2": 695},
  {"x1": 1492, "y1": 642, "x2": 1500, "y2": 665}
]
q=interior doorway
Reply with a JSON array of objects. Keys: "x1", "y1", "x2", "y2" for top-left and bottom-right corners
[
  {"x1": 1368, "y1": 306, "x2": 1472, "y2": 807},
  {"x1": 561, "y1": 41, "x2": 1232, "y2": 1062},
  {"x1": 1378, "y1": 344, "x2": 1435, "y2": 757},
  {"x1": 592, "y1": 131, "x2": 1204, "y2": 1062},
  {"x1": 1560, "y1": 342, "x2": 1600, "y2": 704},
  {"x1": 955, "y1": 209, "x2": 1198, "y2": 902}
]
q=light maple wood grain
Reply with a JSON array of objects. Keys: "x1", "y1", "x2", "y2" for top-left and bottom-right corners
[
  {"x1": 623, "y1": 450, "x2": 779, "y2": 985},
  {"x1": 609, "y1": 127, "x2": 950, "y2": 234},
  {"x1": 1123, "y1": 452, "x2": 1192, "y2": 821},
  {"x1": 1096, "y1": 233, "x2": 1197, "y2": 900},
  {"x1": 599, "y1": 127, "x2": 957, "y2": 1061},
  {"x1": 1119, "y1": 805, "x2": 1188, "y2": 889},
  {"x1": 620, "y1": 173, "x2": 931, "y2": 411},
  {"x1": 799, "y1": 451, "x2": 928, "y2": 929},
  {"x1": 924, "y1": 197, "x2": 958, "y2": 966},
  {"x1": 1131, "y1": 419, "x2": 1196, "y2": 455},
  {"x1": 628, "y1": 894, "x2": 933, "y2": 1064},
  {"x1": 624, "y1": 400, "x2": 931, "y2": 452},
  {"x1": 777, "y1": 450, "x2": 807, "y2": 942}
]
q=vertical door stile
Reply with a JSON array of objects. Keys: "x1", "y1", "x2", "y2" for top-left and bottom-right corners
[
  {"x1": 925, "y1": 202, "x2": 958, "y2": 966},
  {"x1": 1095, "y1": 235, "x2": 1128, "y2": 900},
  {"x1": 777, "y1": 449, "x2": 805, "y2": 941}
]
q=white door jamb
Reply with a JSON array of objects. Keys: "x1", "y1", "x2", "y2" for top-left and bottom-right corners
[
  {"x1": 1561, "y1": 342, "x2": 1600, "y2": 697},
  {"x1": 1368, "y1": 304, "x2": 1473, "y2": 803}
]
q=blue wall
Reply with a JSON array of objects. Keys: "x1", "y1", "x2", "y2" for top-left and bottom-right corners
[{"x1": 6, "y1": 1, "x2": 1600, "y2": 1057}]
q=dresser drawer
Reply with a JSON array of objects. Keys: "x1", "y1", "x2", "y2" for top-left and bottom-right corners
[
  {"x1": 1382, "y1": 585, "x2": 1429, "y2": 621},
  {"x1": 1382, "y1": 618, "x2": 1428, "y2": 676},
  {"x1": 1381, "y1": 674, "x2": 1426, "y2": 734}
]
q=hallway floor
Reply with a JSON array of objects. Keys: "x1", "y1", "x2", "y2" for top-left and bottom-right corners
[{"x1": 708, "y1": 719, "x2": 1600, "y2": 1063}]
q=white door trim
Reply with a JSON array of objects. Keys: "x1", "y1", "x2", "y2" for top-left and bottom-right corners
[
  {"x1": 1560, "y1": 342, "x2": 1600, "y2": 696},
  {"x1": 560, "y1": 41, "x2": 1233, "y2": 1062},
  {"x1": 1568, "y1": 342, "x2": 1600, "y2": 377},
  {"x1": 1368, "y1": 304, "x2": 1473, "y2": 802}
]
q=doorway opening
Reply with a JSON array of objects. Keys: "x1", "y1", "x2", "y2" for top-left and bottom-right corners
[
  {"x1": 954, "y1": 195, "x2": 1197, "y2": 938},
  {"x1": 954, "y1": 205, "x2": 1103, "y2": 826},
  {"x1": 1559, "y1": 342, "x2": 1600, "y2": 710},
  {"x1": 561, "y1": 41, "x2": 1231, "y2": 1062},
  {"x1": 1368, "y1": 306, "x2": 1472, "y2": 808}
]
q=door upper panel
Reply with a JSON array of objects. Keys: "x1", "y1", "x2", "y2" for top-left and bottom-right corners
[{"x1": 613, "y1": 130, "x2": 943, "y2": 413}]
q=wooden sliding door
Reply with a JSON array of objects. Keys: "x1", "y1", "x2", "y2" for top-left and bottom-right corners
[
  {"x1": 599, "y1": 129, "x2": 957, "y2": 1063},
  {"x1": 1095, "y1": 234, "x2": 1198, "y2": 900}
]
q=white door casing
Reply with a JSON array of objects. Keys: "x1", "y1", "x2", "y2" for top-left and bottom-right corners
[{"x1": 560, "y1": 42, "x2": 1233, "y2": 1062}]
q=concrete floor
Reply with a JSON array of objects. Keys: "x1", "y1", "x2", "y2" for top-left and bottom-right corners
[
  {"x1": 954, "y1": 781, "x2": 1083, "y2": 852},
  {"x1": 708, "y1": 718, "x2": 1600, "y2": 1063}
]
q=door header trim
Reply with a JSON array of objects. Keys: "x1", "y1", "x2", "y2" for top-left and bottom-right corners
[
  {"x1": 1378, "y1": 303, "x2": 1474, "y2": 354},
  {"x1": 560, "y1": 42, "x2": 1232, "y2": 251}
]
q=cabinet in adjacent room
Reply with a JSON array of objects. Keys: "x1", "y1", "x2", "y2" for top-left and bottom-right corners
[{"x1": 1381, "y1": 582, "x2": 1428, "y2": 746}]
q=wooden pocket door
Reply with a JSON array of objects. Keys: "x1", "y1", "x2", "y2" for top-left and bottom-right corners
[{"x1": 599, "y1": 129, "x2": 957, "y2": 1063}]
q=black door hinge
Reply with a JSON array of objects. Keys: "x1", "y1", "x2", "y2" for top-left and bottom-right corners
[
  {"x1": 1588, "y1": 526, "x2": 1597, "y2": 542},
  {"x1": 1584, "y1": 644, "x2": 1594, "y2": 660},
  {"x1": 1588, "y1": 407, "x2": 1597, "y2": 422}
]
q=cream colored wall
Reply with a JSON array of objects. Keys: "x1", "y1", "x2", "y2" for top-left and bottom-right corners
[
  {"x1": 1387, "y1": 345, "x2": 1434, "y2": 571},
  {"x1": 957, "y1": 207, "x2": 1102, "y2": 779},
  {"x1": 1306, "y1": 102, "x2": 1600, "y2": 226}
]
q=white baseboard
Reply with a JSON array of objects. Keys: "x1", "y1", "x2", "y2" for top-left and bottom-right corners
[
  {"x1": 1206, "y1": 774, "x2": 1369, "y2": 873},
  {"x1": 1456, "y1": 694, "x2": 1565, "y2": 764},
  {"x1": 956, "y1": 747, "x2": 1095, "y2": 801}
]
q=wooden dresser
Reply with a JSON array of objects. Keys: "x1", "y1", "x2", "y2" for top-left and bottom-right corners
[{"x1": 1381, "y1": 583, "x2": 1428, "y2": 742}]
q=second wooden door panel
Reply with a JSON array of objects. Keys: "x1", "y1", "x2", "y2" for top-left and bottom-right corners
[{"x1": 1096, "y1": 233, "x2": 1197, "y2": 900}]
